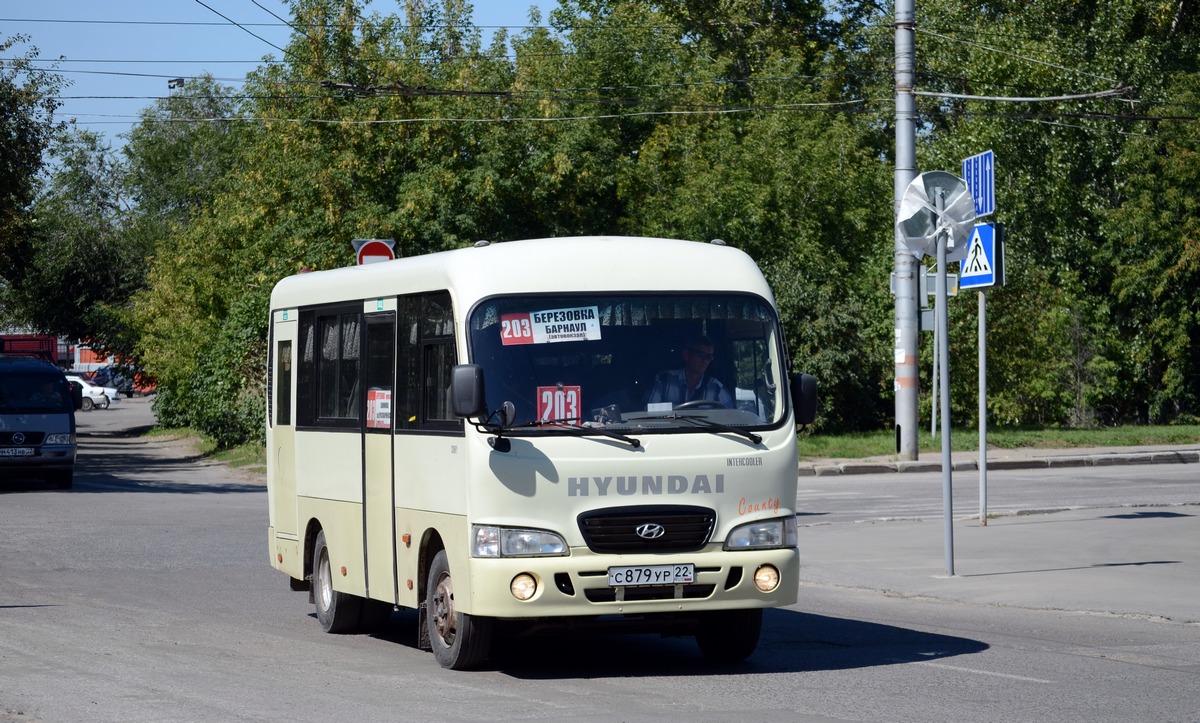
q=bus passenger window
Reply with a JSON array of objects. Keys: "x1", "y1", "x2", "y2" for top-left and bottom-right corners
[
  {"x1": 318, "y1": 313, "x2": 360, "y2": 420},
  {"x1": 277, "y1": 340, "x2": 292, "y2": 426}
]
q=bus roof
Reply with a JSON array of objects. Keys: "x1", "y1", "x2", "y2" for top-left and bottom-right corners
[{"x1": 269, "y1": 236, "x2": 775, "y2": 312}]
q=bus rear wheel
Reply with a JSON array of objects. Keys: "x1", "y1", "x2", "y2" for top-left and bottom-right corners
[
  {"x1": 426, "y1": 549, "x2": 492, "y2": 670},
  {"x1": 313, "y1": 530, "x2": 361, "y2": 633},
  {"x1": 695, "y1": 608, "x2": 762, "y2": 664}
]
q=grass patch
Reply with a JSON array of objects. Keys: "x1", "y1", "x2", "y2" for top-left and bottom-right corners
[
  {"x1": 799, "y1": 424, "x2": 1200, "y2": 460},
  {"x1": 205, "y1": 441, "x2": 267, "y2": 473},
  {"x1": 146, "y1": 426, "x2": 266, "y2": 473}
]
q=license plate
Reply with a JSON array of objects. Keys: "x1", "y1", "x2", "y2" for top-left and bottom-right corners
[
  {"x1": 0, "y1": 447, "x2": 34, "y2": 457},
  {"x1": 608, "y1": 563, "x2": 694, "y2": 587}
]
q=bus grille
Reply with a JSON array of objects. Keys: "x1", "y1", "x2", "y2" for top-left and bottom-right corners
[
  {"x1": 585, "y1": 584, "x2": 715, "y2": 603},
  {"x1": 577, "y1": 505, "x2": 715, "y2": 554}
]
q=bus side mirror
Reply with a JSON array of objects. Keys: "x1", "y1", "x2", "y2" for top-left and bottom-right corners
[
  {"x1": 790, "y1": 373, "x2": 818, "y2": 426},
  {"x1": 450, "y1": 364, "x2": 487, "y2": 418}
]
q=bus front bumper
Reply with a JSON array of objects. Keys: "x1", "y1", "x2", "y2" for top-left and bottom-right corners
[{"x1": 465, "y1": 546, "x2": 799, "y2": 619}]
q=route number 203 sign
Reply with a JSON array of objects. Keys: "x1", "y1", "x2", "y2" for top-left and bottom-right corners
[{"x1": 537, "y1": 385, "x2": 582, "y2": 424}]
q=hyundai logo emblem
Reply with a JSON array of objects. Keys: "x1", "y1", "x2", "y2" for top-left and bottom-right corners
[
  {"x1": 12, "y1": 432, "x2": 25, "y2": 445},
  {"x1": 636, "y1": 523, "x2": 666, "y2": 539}
]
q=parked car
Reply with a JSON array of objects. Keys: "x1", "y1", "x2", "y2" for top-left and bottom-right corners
[
  {"x1": 66, "y1": 375, "x2": 118, "y2": 411},
  {"x1": 90, "y1": 366, "x2": 136, "y2": 398}
]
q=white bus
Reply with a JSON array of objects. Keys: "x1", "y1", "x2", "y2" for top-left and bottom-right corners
[{"x1": 266, "y1": 236, "x2": 817, "y2": 669}]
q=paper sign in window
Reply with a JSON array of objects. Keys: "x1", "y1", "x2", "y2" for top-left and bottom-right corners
[
  {"x1": 500, "y1": 306, "x2": 601, "y2": 345},
  {"x1": 367, "y1": 388, "x2": 392, "y2": 428}
]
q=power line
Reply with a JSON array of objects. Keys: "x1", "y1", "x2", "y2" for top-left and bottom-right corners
[
  {"x1": 191, "y1": 0, "x2": 289, "y2": 57},
  {"x1": 915, "y1": 85, "x2": 1134, "y2": 103},
  {"x1": 915, "y1": 27, "x2": 1121, "y2": 85}
]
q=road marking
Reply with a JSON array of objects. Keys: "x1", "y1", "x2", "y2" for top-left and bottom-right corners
[{"x1": 917, "y1": 661, "x2": 1054, "y2": 684}]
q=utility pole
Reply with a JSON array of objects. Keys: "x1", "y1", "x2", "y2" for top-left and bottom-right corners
[{"x1": 894, "y1": 0, "x2": 920, "y2": 459}]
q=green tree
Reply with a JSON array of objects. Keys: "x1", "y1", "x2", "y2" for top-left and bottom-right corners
[
  {"x1": 7, "y1": 129, "x2": 140, "y2": 355},
  {"x1": 896, "y1": 0, "x2": 1200, "y2": 427},
  {"x1": 0, "y1": 34, "x2": 65, "y2": 320},
  {"x1": 1102, "y1": 70, "x2": 1200, "y2": 423}
]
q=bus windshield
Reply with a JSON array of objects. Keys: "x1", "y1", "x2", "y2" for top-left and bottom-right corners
[{"x1": 467, "y1": 293, "x2": 787, "y2": 433}]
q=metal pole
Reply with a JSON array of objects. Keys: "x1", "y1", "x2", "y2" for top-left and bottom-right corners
[
  {"x1": 936, "y1": 188, "x2": 955, "y2": 576},
  {"x1": 894, "y1": 0, "x2": 920, "y2": 460},
  {"x1": 979, "y1": 289, "x2": 988, "y2": 526},
  {"x1": 932, "y1": 276, "x2": 938, "y2": 438}
]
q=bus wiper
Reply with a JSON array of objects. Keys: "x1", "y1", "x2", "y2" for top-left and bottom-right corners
[
  {"x1": 642, "y1": 413, "x2": 762, "y2": 444},
  {"x1": 510, "y1": 418, "x2": 642, "y2": 449}
]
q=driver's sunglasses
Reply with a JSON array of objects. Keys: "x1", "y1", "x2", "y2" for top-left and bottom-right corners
[{"x1": 686, "y1": 349, "x2": 715, "y2": 361}]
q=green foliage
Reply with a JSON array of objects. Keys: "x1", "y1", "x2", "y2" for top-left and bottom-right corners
[
  {"x1": 6, "y1": 129, "x2": 149, "y2": 360},
  {"x1": 0, "y1": 34, "x2": 66, "y2": 308},
  {"x1": 13, "y1": 0, "x2": 1200, "y2": 447}
]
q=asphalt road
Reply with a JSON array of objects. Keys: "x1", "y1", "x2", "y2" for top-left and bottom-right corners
[{"x1": 2, "y1": 398, "x2": 1198, "y2": 722}]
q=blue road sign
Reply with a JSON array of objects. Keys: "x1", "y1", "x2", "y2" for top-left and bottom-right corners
[
  {"x1": 962, "y1": 150, "x2": 995, "y2": 217},
  {"x1": 960, "y1": 223, "x2": 1002, "y2": 289}
]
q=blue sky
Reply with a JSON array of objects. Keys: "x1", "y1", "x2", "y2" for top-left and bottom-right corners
[{"x1": 2, "y1": 1, "x2": 553, "y2": 147}]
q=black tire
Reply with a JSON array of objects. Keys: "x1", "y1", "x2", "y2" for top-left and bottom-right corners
[
  {"x1": 695, "y1": 608, "x2": 762, "y2": 663},
  {"x1": 81, "y1": 397, "x2": 94, "y2": 412},
  {"x1": 97, "y1": 397, "x2": 109, "y2": 410},
  {"x1": 426, "y1": 549, "x2": 492, "y2": 669},
  {"x1": 313, "y1": 530, "x2": 362, "y2": 633}
]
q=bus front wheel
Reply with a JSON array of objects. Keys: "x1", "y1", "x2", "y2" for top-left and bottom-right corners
[
  {"x1": 426, "y1": 550, "x2": 492, "y2": 669},
  {"x1": 313, "y1": 530, "x2": 361, "y2": 633}
]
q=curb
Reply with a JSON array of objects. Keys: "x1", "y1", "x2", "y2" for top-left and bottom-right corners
[{"x1": 798, "y1": 449, "x2": 1200, "y2": 476}]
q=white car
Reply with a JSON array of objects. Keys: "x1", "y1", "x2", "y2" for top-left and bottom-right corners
[{"x1": 66, "y1": 375, "x2": 120, "y2": 411}]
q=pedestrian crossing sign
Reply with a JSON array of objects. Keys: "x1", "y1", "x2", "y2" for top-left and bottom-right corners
[{"x1": 959, "y1": 223, "x2": 1004, "y2": 289}]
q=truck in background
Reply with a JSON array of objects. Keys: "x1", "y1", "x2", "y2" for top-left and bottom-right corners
[{"x1": 0, "y1": 334, "x2": 68, "y2": 366}]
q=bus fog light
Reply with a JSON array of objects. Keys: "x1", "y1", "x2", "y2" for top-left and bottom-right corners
[
  {"x1": 754, "y1": 565, "x2": 780, "y2": 592},
  {"x1": 510, "y1": 573, "x2": 538, "y2": 601}
]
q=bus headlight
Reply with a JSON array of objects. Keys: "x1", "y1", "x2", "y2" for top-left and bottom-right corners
[
  {"x1": 724, "y1": 516, "x2": 797, "y2": 550},
  {"x1": 472, "y1": 526, "x2": 569, "y2": 557}
]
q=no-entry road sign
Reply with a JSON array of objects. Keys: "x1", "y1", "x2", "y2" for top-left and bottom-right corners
[{"x1": 355, "y1": 238, "x2": 395, "y2": 265}]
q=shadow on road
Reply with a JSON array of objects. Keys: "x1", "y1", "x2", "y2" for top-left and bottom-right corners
[
  {"x1": 355, "y1": 607, "x2": 988, "y2": 678},
  {"x1": 1, "y1": 433, "x2": 263, "y2": 495}
]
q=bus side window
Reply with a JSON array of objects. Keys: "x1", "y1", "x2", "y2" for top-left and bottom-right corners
[
  {"x1": 396, "y1": 291, "x2": 457, "y2": 430},
  {"x1": 317, "y1": 313, "x2": 360, "y2": 421},
  {"x1": 424, "y1": 342, "x2": 456, "y2": 422},
  {"x1": 296, "y1": 305, "x2": 361, "y2": 428},
  {"x1": 277, "y1": 340, "x2": 292, "y2": 426}
]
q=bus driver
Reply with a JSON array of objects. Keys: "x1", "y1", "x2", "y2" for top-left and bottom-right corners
[{"x1": 646, "y1": 335, "x2": 733, "y2": 409}]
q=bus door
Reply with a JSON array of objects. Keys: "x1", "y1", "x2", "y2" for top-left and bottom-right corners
[
  {"x1": 270, "y1": 309, "x2": 299, "y2": 541},
  {"x1": 362, "y1": 305, "x2": 398, "y2": 604}
]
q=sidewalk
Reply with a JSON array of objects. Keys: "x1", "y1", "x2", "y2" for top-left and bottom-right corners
[
  {"x1": 800, "y1": 443, "x2": 1200, "y2": 476},
  {"x1": 797, "y1": 443, "x2": 1200, "y2": 623},
  {"x1": 800, "y1": 504, "x2": 1200, "y2": 623}
]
